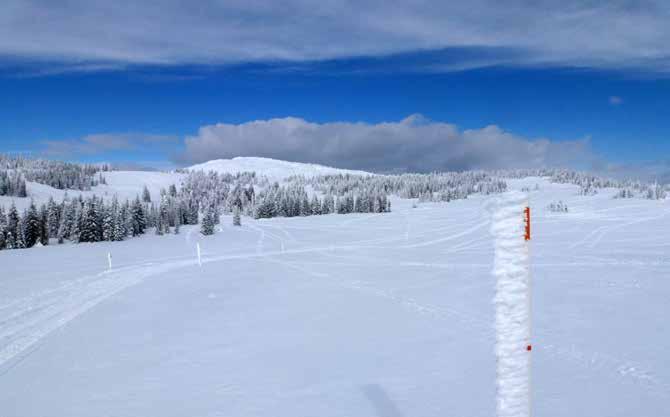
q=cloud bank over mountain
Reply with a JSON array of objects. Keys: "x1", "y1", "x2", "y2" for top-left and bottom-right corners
[{"x1": 175, "y1": 115, "x2": 593, "y2": 173}]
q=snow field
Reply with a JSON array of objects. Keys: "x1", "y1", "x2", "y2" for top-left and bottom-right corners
[{"x1": 0, "y1": 177, "x2": 669, "y2": 416}]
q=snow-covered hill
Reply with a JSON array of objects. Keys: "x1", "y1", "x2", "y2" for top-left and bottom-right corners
[
  {"x1": 189, "y1": 156, "x2": 371, "y2": 180},
  {"x1": 0, "y1": 157, "x2": 369, "y2": 211}
]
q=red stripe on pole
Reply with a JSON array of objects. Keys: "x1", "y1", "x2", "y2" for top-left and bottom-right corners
[
  {"x1": 526, "y1": 344, "x2": 532, "y2": 351},
  {"x1": 524, "y1": 207, "x2": 531, "y2": 241}
]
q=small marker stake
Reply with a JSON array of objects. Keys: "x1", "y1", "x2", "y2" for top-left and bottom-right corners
[
  {"x1": 107, "y1": 252, "x2": 112, "y2": 270},
  {"x1": 196, "y1": 243, "x2": 202, "y2": 267}
]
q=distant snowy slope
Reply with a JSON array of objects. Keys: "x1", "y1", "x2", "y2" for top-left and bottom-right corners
[
  {"x1": 94, "y1": 171, "x2": 185, "y2": 202},
  {"x1": 0, "y1": 170, "x2": 184, "y2": 211},
  {"x1": 0, "y1": 157, "x2": 367, "y2": 211},
  {"x1": 188, "y1": 157, "x2": 371, "y2": 180}
]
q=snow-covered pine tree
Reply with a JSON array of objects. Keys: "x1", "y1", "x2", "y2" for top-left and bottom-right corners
[
  {"x1": 0, "y1": 207, "x2": 7, "y2": 250},
  {"x1": 102, "y1": 203, "x2": 114, "y2": 241},
  {"x1": 200, "y1": 205, "x2": 216, "y2": 235},
  {"x1": 300, "y1": 195, "x2": 310, "y2": 216},
  {"x1": 6, "y1": 203, "x2": 19, "y2": 249},
  {"x1": 114, "y1": 201, "x2": 129, "y2": 241},
  {"x1": 142, "y1": 185, "x2": 151, "y2": 203},
  {"x1": 46, "y1": 197, "x2": 61, "y2": 237},
  {"x1": 310, "y1": 195, "x2": 321, "y2": 215},
  {"x1": 79, "y1": 198, "x2": 102, "y2": 243},
  {"x1": 157, "y1": 194, "x2": 171, "y2": 235},
  {"x1": 233, "y1": 205, "x2": 241, "y2": 226},
  {"x1": 23, "y1": 202, "x2": 41, "y2": 248},
  {"x1": 38, "y1": 204, "x2": 49, "y2": 246},
  {"x1": 70, "y1": 201, "x2": 83, "y2": 243},
  {"x1": 130, "y1": 197, "x2": 146, "y2": 236},
  {"x1": 155, "y1": 214, "x2": 164, "y2": 235},
  {"x1": 17, "y1": 177, "x2": 27, "y2": 197},
  {"x1": 16, "y1": 217, "x2": 26, "y2": 249}
]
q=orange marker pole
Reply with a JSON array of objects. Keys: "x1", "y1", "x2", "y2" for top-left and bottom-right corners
[
  {"x1": 524, "y1": 207, "x2": 531, "y2": 241},
  {"x1": 525, "y1": 205, "x2": 532, "y2": 417}
]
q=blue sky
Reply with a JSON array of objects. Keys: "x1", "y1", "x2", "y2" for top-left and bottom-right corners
[{"x1": 1, "y1": 1, "x2": 669, "y2": 175}]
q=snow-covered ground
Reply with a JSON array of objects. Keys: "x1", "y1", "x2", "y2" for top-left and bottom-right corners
[
  {"x1": 1, "y1": 177, "x2": 668, "y2": 416},
  {"x1": 189, "y1": 156, "x2": 372, "y2": 181}
]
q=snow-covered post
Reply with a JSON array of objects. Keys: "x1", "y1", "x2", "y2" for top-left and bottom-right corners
[
  {"x1": 197, "y1": 243, "x2": 202, "y2": 267},
  {"x1": 491, "y1": 191, "x2": 532, "y2": 417},
  {"x1": 107, "y1": 252, "x2": 113, "y2": 271}
]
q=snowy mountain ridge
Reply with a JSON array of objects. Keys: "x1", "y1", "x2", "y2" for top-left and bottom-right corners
[{"x1": 188, "y1": 157, "x2": 372, "y2": 180}]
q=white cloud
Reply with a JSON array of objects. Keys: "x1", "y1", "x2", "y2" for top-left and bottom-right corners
[
  {"x1": 1, "y1": 1, "x2": 670, "y2": 73},
  {"x1": 176, "y1": 115, "x2": 594, "y2": 172}
]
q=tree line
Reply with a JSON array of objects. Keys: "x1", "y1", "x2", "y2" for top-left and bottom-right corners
[
  {"x1": 0, "y1": 154, "x2": 106, "y2": 191},
  {"x1": 290, "y1": 171, "x2": 507, "y2": 204},
  {"x1": 0, "y1": 171, "x2": 27, "y2": 197},
  {"x1": 495, "y1": 168, "x2": 669, "y2": 200}
]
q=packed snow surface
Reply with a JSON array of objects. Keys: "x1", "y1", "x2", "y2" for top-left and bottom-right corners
[
  {"x1": 189, "y1": 156, "x2": 372, "y2": 180},
  {"x1": 491, "y1": 191, "x2": 531, "y2": 417},
  {"x1": 1, "y1": 178, "x2": 669, "y2": 416}
]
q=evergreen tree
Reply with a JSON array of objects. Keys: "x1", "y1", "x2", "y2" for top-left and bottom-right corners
[
  {"x1": 142, "y1": 185, "x2": 151, "y2": 202},
  {"x1": 114, "y1": 203, "x2": 128, "y2": 241},
  {"x1": 18, "y1": 178, "x2": 27, "y2": 197},
  {"x1": 70, "y1": 201, "x2": 83, "y2": 243},
  {"x1": 38, "y1": 204, "x2": 49, "y2": 246},
  {"x1": 23, "y1": 202, "x2": 41, "y2": 248},
  {"x1": 200, "y1": 205, "x2": 216, "y2": 235},
  {"x1": 233, "y1": 205, "x2": 241, "y2": 226},
  {"x1": 16, "y1": 217, "x2": 26, "y2": 249},
  {"x1": 310, "y1": 195, "x2": 321, "y2": 215},
  {"x1": 300, "y1": 195, "x2": 310, "y2": 216},
  {"x1": 0, "y1": 207, "x2": 7, "y2": 250},
  {"x1": 46, "y1": 197, "x2": 61, "y2": 237},
  {"x1": 130, "y1": 197, "x2": 146, "y2": 236},
  {"x1": 102, "y1": 203, "x2": 114, "y2": 241},
  {"x1": 158, "y1": 194, "x2": 171, "y2": 234},
  {"x1": 79, "y1": 198, "x2": 102, "y2": 242},
  {"x1": 57, "y1": 199, "x2": 77, "y2": 242},
  {"x1": 6, "y1": 203, "x2": 19, "y2": 249}
]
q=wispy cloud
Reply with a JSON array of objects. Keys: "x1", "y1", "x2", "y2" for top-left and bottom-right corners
[
  {"x1": 39, "y1": 133, "x2": 179, "y2": 159},
  {"x1": 609, "y1": 96, "x2": 624, "y2": 105},
  {"x1": 175, "y1": 115, "x2": 595, "y2": 172},
  {"x1": 1, "y1": 1, "x2": 670, "y2": 74}
]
